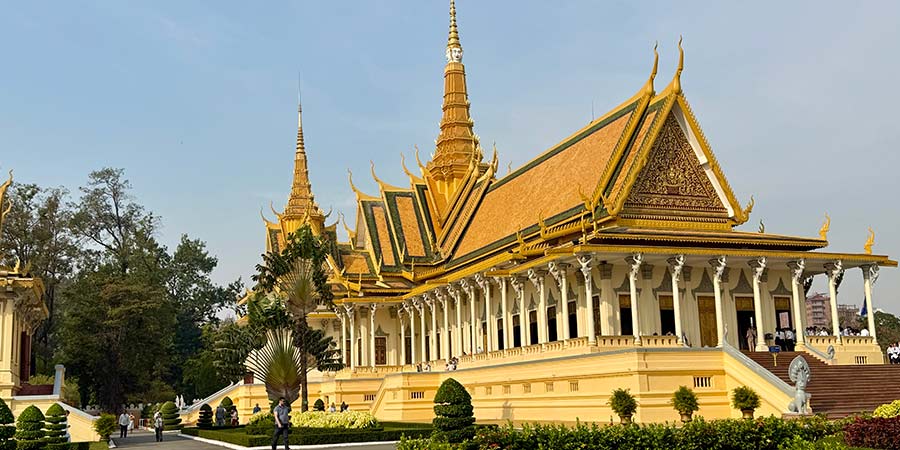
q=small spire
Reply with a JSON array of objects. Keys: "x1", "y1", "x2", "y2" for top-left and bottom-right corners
[
  {"x1": 642, "y1": 41, "x2": 659, "y2": 95},
  {"x1": 446, "y1": 0, "x2": 463, "y2": 62},
  {"x1": 673, "y1": 36, "x2": 684, "y2": 94}
]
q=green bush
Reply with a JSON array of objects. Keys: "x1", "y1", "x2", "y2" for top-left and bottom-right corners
[
  {"x1": 245, "y1": 412, "x2": 273, "y2": 436},
  {"x1": 160, "y1": 402, "x2": 181, "y2": 431},
  {"x1": 289, "y1": 411, "x2": 378, "y2": 429},
  {"x1": 197, "y1": 404, "x2": 213, "y2": 429},
  {"x1": 313, "y1": 399, "x2": 325, "y2": 411},
  {"x1": 0, "y1": 398, "x2": 15, "y2": 450},
  {"x1": 432, "y1": 378, "x2": 475, "y2": 444},
  {"x1": 44, "y1": 404, "x2": 67, "y2": 445},
  {"x1": 92, "y1": 414, "x2": 116, "y2": 443},
  {"x1": 15, "y1": 405, "x2": 46, "y2": 450},
  {"x1": 732, "y1": 386, "x2": 761, "y2": 411},
  {"x1": 609, "y1": 388, "x2": 638, "y2": 420},
  {"x1": 873, "y1": 399, "x2": 900, "y2": 418},
  {"x1": 182, "y1": 426, "x2": 431, "y2": 447},
  {"x1": 469, "y1": 416, "x2": 842, "y2": 450},
  {"x1": 671, "y1": 386, "x2": 699, "y2": 416}
]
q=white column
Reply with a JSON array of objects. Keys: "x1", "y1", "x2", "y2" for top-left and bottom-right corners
[
  {"x1": 549, "y1": 262, "x2": 570, "y2": 340},
  {"x1": 511, "y1": 276, "x2": 527, "y2": 346},
  {"x1": 710, "y1": 256, "x2": 727, "y2": 347},
  {"x1": 369, "y1": 304, "x2": 377, "y2": 367},
  {"x1": 749, "y1": 257, "x2": 768, "y2": 351},
  {"x1": 439, "y1": 290, "x2": 451, "y2": 359},
  {"x1": 463, "y1": 280, "x2": 478, "y2": 354},
  {"x1": 452, "y1": 286, "x2": 463, "y2": 356},
  {"x1": 862, "y1": 264, "x2": 879, "y2": 344},
  {"x1": 416, "y1": 299, "x2": 427, "y2": 361},
  {"x1": 626, "y1": 254, "x2": 643, "y2": 345},
  {"x1": 528, "y1": 269, "x2": 548, "y2": 344},
  {"x1": 668, "y1": 255, "x2": 686, "y2": 346},
  {"x1": 825, "y1": 261, "x2": 844, "y2": 342},
  {"x1": 337, "y1": 308, "x2": 347, "y2": 365},
  {"x1": 576, "y1": 254, "x2": 595, "y2": 344},
  {"x1": 398, "y1": 309, "x2": 406, "y2": 366},
  {"x1": 497, "y1": 276, "x2": 511, "y2": 349},
  {"x1": 345, "y1": 305, "x2": 357, "y2": 370},
  {"x1": 408, "y1": 302, "x2": 417, "y2": 364},
  {"x1": 476, "y1": 274, "x2": 493, "y2": 352},
  {"x1": 426, "y1": 295, "x2": 438, "y2": 360},
  {"x1": 788, "y1": 260, "x2": 806, "y2": 348}
]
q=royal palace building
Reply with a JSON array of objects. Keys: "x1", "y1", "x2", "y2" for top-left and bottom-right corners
[{"x1": 229, "y1": 1, "x2": 900, "y2": 423}]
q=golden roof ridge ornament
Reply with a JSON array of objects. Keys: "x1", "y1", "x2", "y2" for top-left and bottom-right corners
[
  {"x1": 0, "y1": 169, "x2": 11, "y2": 238},
  {"x1": 400, "y1": 153, "x2": 423, "y2": 183},
  {"x1": 672, "y1": 36, "x2": 684, "y2": 94},
  {"x1": 447, "y1": 0, "x2": 462, "y2": 62},
  {"x1": 819, "y1": 214, "x2": 831, "y2": 240},
  {"x1": 370, "y1": 160, "x2": 404, "y2": 191},
  {"x1": 347, "y1": 169, "x2": 378, "y2": 201},
  {"x1": 864, "y1": 227, "x2": 875, "y2": 254},
  {"x1": 642, "y1": 41, "x2": 659, "y2": 95}
]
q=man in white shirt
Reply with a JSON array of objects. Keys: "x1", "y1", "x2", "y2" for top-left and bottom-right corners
[
  {"x1": 860, "y1": 328, "x2": 870, "y2": 336},
  {"x1": 118, "y1": 411, "x2": 130, "y2": 439},
  {"x1": 785, "y1": 329, "x2": 795, "y2": 351}
]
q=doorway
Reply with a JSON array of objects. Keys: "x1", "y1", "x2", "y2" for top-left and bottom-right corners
[
  {"x1": 568, "y1": 300, "x2": 578, "y2": 338},
  {"x1": 529, "y1": 311, "x2": 539, "y2": 345},
  {"x1": 547, "y1": 306, "x2": 558, "y2": 342},
  {"x1": 735, "y1": 297, "x2": 754, "y2": 351},
  {"x1": 403, "y1": 336, "x2": 411, "y2": 364},
  {"x1": 512, "y1": 315, "x2": 522, "y2": 348},
  {"x1": 375, "y1": 337, "x2": 387, "y2": 365},
  {"x1": 774, "y1": 296, "x2": 793, "y2": 330},
  {"x1": 619, "y1": 294, "x2": 633, "y2": 336},
  {"x1": 497, "y1": 318, "x2": 505, "y2": 350},
  {"x1": 697, "y1": 295, "x2": 717, "y2": 347},
  {"x1": 659, "y1": 295, "x2": 676, "y2": 336}
]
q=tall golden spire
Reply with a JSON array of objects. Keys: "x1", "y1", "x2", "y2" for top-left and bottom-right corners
[
  {"x1": 281, "y1": 94, "x2": 325, "y2": 232},
  {"x1": 426, "y1": 0, "x2": 481, "y2": 217}
]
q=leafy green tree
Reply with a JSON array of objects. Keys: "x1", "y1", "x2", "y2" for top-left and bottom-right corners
[
  {"x1": 873, "y1": 311, "x2": 900, "y2": 354},
  {"x1": 0, "y1": 398, "x2": 15, "y2": 450},
  {"x1": 43, "y1": 404, "x2": 66, "y2": 448},
  {"x1": 14, "y1": 405, "x2": 45, "y2": 450},
  {"x1": 92, "y1": 414, "x2": 116, "y2": 443},
  {"x1": 0, "y1": 183, "x2": 77, "y2": 375}
]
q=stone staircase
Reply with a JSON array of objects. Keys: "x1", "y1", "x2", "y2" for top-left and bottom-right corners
[{"x1": 742, "y1": 351, "x2": 900, "y2": 418}]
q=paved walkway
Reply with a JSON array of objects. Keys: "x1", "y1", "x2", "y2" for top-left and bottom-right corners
[{"x1": 113, "y1": 430, "x2": 397, "y2": 450}]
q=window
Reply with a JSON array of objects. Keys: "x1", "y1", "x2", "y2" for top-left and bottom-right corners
[
  {"x1": 485, "y1": 386, "x2": 492, "y2": 395},
  {"x1": 410, "y1": 391, "x2": 425, "y2": 400},
  {"x1": 503, "y1": 385, "x2": 511, "y2": 395},
  {"x1": 569, "y1": 380, "x2": 579, "y2": 392},
  {"x1": 364, "y1": 394, "x2": 376, "y2": 402},
  {"x1": 522, "y1": 383, "x2": 531, "y2": 394},
  {"x1": 545, "y1": 382, "x2": 554, "y2": 393},
  {"x1": 693, "y1": 376, "x2": 712, "y2": 388},
  {"x1": 619, "y1": 294, "x2": 633, "y2": 336}
]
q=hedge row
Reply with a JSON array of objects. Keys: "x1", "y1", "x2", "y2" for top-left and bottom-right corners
[
  {"x1": 182, "y1": 426, "x2": 431, "y2": 447},
  {"x1": 417, "y1": 416, "x2": 845, "y2": 450}
]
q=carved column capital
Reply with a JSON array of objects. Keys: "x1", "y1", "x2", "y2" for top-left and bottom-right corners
[
  {"x1": 576, "y1": 253, "x2": 593, "y2": 281},
  {"x1": 625, "y1": 253, "x2": 643, "y2": 281},
  {"x1": 474, "y1": 273, "x2": 488, "y2": 291},
  {"x1": 862, "y1": 264, "x2": 880, "y2": 285},
  {"x1": 787, "y1": 259, "x2": 806, "y2": 282},
  {"x1": 547, "y1": 261, "x2": 569, "y2": 288},
  {"x1": 667, "y1": 255, "x2": 685, "y2": 282},
  {"x1": 527, "y1": 268, "x2": 547, "y2": 289},
  {"x1": 708, "y1": 256, "x2": 727, "y2": 283},
  {"x1": 509, "y1": 276, "x2": 525, "y2": 300},
  {"x1": 824, "y1": 261, "x2": 844, "y2": 289},
  {"x1": 749, "y1": 257, "x2": 767, "y2": 283}
]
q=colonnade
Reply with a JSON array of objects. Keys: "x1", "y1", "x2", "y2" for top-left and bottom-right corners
[{"x1": 332, "y1": 255, "x2": 881, "y2": 368}]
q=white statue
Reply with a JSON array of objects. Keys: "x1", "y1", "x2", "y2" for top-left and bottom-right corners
[{"x1": 788, "y1": 355, "x2": 811, "y2": 414}]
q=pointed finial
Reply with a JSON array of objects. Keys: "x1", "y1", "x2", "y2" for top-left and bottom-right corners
[
  {"x1": 643, "y1": 41, "x2": 659, "y2": 95},
  {"x1": 864, "y1": 227, "x2": 875, "y2": 254},
  {"x1": 446, "y1": 0, "x2": 463, "y2": 62},
  {"x1": 673, "y1": 36, "x2": 684, "y2": 93},
  {"x1": 819, "y1": 213, "x2": 831, "y2": 240},
  {"x1": 414, "y1": 145, "x2": 427, "y2": 172}
]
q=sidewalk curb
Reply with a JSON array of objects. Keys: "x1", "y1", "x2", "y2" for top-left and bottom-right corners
[{"x1": 178, "y1": 433, "x2": 399, "y2": 449}]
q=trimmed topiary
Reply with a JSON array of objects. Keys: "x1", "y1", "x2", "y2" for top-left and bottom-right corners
[
  {"x1": 671, "y1": 386, "x2": 699, "y2": 423},
  {"x1": 0, "y1": 398, "x2": 15, "y2": 450},
  {"x1": 160, "y1": 401, "x2": 182, "y2": 431},
  {"x1": 219, "y1": 397, "x2": 235, "y2": 415},
  {"x1": 43, "y1": 404, "x2": 67, "y2": 448},
  {"x1": 313, "y1": 399, "x2": 325, "y2": 412},
  {"x1": 431, "y1": 378, "x2": 475, "y2": 444},
  {"x1": 731, "y1": 386, "x2": 761, "y2": 419},
  {"x1": 197, "y1": 404, "x2": 213, "y2": 429},
  {"x1": 14, "y1": 405, "x2": 46, "y2": 450},
  {"x1": 609, "y1": 388, "x2": 638, "y2": 424}
]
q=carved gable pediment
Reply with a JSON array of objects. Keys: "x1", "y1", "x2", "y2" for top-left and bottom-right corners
[{"x1": 622, "y1": 114, "x2": 728, "y2": 217}]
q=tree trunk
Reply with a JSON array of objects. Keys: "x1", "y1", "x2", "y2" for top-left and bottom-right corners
[{"x1": 299, "y1": 321, "x2": 309, "y2": 412}]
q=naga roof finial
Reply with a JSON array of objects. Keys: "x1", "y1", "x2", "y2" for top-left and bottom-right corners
[
  {"x1": 673, "y1": 36, "x2": 684, "y2": 94},
  {"x1": 643, "y1": 41, "x2": 659, "y2": 95}
]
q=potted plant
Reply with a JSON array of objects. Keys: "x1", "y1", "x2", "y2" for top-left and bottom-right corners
[
  {"x1": 671, "y1": 386, "x2": 699, "y2": 423},
  {"x1": 608, "y1": 388, "x2": 638, "y2": 424},
  {"x1": 731, "y1": 386, "x2": 760, "y2": 419}
]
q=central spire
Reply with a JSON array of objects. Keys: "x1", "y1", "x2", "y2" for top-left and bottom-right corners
[
  {"x1": 283, "y1": 95, "x2": 323, "y2": 228},
  {"x1": 426, "y1": 0, "x2": 481, "y2": 218}
]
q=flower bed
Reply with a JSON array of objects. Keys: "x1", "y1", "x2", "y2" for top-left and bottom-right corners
[{"x1": 290, "y1": 410, "x2": 379, "y2": 429}]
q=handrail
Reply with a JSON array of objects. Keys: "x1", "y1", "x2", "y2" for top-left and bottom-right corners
[
  {"x1": 182, "y1": 381, "x2": 241, "y2": 412},
  {"x1": 722, "y1": 342, "x2": 794, "y2": 397},
  {"x1": 802, "y1": 343, "x2": 834, "y2": 364}
]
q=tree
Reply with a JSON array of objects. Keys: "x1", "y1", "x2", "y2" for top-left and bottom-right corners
[
  {"x1": 432, "y1": 378, "x2": 475, "y2": 444},
  {"x1": 14, "y1": 405, "x2": 45, "y2": 450},
  {"x1": 252, "y1": 225, "x2": 336, "y2": 412},
  {"x1": 0, "y1": 398, "x2": 15, "y2": 450},
  {"x1": 0, "y1": 183, "x2": 77, "y2": 375},
  {"x1": 873, "y1": 311, "x2": 900, "y2": 354},
  {"x1": 245, "y1": 329, "x2": 303, "y2": 407},
  {"x1": 43, "y1": 404, "x2": 66, "y2": 448}
]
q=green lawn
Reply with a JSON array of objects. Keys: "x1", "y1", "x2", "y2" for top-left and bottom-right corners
[{"x1": 89, "y1": 442, "x2": 109, "y2": 450}]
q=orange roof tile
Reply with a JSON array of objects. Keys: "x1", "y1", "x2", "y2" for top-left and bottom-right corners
[
  {"x1": 396, "y1": 195, "x2": 426, "y2": 257},
  {"x1": 371, "y1": 205, "x2": 396, "y2": 266}
]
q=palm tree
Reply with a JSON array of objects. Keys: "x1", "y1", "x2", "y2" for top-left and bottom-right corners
[{"x1": 245, "y1": 328, "x2": 303, "y2": 406}]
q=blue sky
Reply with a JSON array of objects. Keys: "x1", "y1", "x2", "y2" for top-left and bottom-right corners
[{"x1": 3, "y1": 1, "x2": 900, "y2": 315}]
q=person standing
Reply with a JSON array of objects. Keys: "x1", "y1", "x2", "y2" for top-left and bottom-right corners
[
  {"x1": 745, "y1": 326, "x2": 757, "y2": 351},
  {"x1": 118, "y1": 410, "x2": 130, "y2": 439},
  {"x1": 252, "y1": 404, "x2": 262, "y2": 415},
  {"x1": 785, "y1": 328, "x2": 795, "y2": 351},
  {"x1": 154, "y1": 411, "x2": 164, "y2": 442},
  {"x1": 215, "y1": 405, "x2": 225, "y2": 427},
  {"x1": 329, "y1": 403, "x2": 336, "y2": 413},
  {"x1": 271, "y1": 397, "x2": 290, "y2": 450}
]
